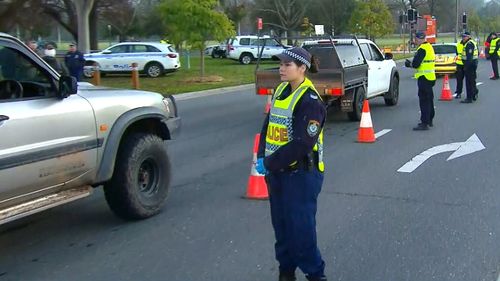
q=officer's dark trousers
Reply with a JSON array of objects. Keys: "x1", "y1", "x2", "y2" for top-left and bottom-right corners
[
  {"x1": 455, "y1": 64, "x2": 464, "y2": 94},
  {"x1": 267, "y1": 169, "x2": 325, "y2": 279},
  {"x1": 417, "y1": 77, "x2": 435, "y2": 125},
  {"x1": 491, "y1": 55, "x2": 499, "y2": 78},
  {"x1": 465, "y1": 62, "x2": 478, "y2": 100}
]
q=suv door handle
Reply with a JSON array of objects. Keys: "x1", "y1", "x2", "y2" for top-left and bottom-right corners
[{"x1": 0, "y1": 115, "x2": 9, "y2": 122}]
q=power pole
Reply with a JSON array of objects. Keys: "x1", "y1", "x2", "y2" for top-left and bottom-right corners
[{"x1": 455, "y1": 0, "x2": 459, "y2": 43}]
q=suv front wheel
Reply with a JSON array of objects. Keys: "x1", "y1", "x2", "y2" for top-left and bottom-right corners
[{"x1": 104, "y1": 133, "x2": 171, "y2": 220}]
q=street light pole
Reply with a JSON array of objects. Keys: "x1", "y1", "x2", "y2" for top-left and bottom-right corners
[
  {"x1": 455, "y1": 0, "x2": 459, "y2": 43},
  {"x1": 107, "y1": 24, "x2": 112, "y2": 47}
]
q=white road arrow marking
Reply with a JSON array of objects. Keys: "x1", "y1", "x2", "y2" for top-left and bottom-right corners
[
  {"x1": 397, "y1": 134, "x2": 485, "y2": 173},
  {"x1": 375, "y1": 129, "x2": 392, "y2": 139},
  {"x1": 476, "y1": 82, "x2": 483, "y2": 86}
]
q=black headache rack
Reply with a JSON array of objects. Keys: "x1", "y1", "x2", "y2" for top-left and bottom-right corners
[{"x1": 254, "y1": 34, "x2": 369, "y2": 73}]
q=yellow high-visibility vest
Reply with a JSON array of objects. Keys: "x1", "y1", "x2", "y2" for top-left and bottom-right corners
[
  {"x1": 456, "y1": 41, "x2": 465, "y2": 65},
  {"x1": 415, "y1": 42, "x2": 436, "y2": 81},
  {"x1": 265, "y1": 78, "x2": 325, "y2": 172},
  {"x1": 462, "y1": 39, "x2": 479, "y2": 61},
  {"x1": 489, "y1": 38, "x2": 500, "y2": 56}
]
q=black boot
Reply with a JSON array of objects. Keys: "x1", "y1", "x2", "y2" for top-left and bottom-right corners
[
  {"x1": 279, "y1": 271, "x2": 296, "y2": 281},
  {"x1": 413, "y1": 123, "x2": 430, "y2": 131}
]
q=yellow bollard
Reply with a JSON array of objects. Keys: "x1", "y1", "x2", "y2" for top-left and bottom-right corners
[
  {"x1": 92, "y1": 62, "x2": 101, "y2": 86},
  {"x1": 131, "y1": 62, "x2": 139, "y2": 89}
]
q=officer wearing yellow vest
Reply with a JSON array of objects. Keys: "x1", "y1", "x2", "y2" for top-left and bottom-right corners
[
  {"x1": 255, "y1": 47, "x2": 327, "y2": 281},
  {"x1": 489, "y1": 32, "x2": 500, "y2": 80},
  {"x1": 405, "y1": 31, "x2": 436, "y2": 130},
  {"x1": 461, "y1": 31, "x2": 479, "y2": 103},
  {"x1": 455, "y1": 38, "x2": 466, "y2": 98}
]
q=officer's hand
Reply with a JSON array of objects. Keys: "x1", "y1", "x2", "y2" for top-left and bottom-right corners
[
  {"x1": 256, "y1": 158, "x2": 267, "y2": 175},
  {"x1": 404, "y1": 59, "x2": 411, "y2": 68}
]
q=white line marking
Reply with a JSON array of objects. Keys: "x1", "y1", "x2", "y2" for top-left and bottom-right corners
[
  {"x1": 375, "y1": 129, "x2": 392, "y2": 139},
  {"x1": 496, "y1": 271, "x2": 500, "y2": 281},
  {"x1": 398, "y1": 134, "x2": 485, "y2": 173},
  {"x1": 476, "y1": 82, "x2": 483, "y2": 86}
]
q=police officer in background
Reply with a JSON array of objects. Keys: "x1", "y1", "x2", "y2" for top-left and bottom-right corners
[
  {"x1": 405, "y1": 31, "x2": 436, "y2": 130},
  {"x1": 455, "y1": 36, "x2": 466, "y2": 98},
  {"x1": 460, "y1": 32, "x2": 479, "y2": 103},
  {"x1": 255, "y1": 47, "x2": 327, "y2": 281},
  {"x1": 488, "y1": 32, "x2": 500, "y2": 80},
  {"x1": 64, "y1": 42, "x2": 85, "y2": 81}
]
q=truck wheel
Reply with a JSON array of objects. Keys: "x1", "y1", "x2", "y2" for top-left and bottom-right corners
[
  {"x1": 384, "y1": 75, "x2": 399, "y2": 106},
  {"x1": 104, "y1": 133, "x2": 171, "y2": 220},
  {"x1": 239, "y1": 53, "x2": 253, "y2": 65},
  {"x1": 347, "y1": 87, "x2": 365, "y2": 121}
]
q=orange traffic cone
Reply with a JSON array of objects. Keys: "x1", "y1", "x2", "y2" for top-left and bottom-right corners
[
  {"x1": 244, "y1": 134, "x2": 268, "y2": 200},
  {"x1": 479, "y1": 48, "x2": 486, "y2": 59},
  {"x1": 264, "y1": 95, "x2": 272, "y2": 114},
  {"x1": 439, "y1": 74, "x2": 453, "y2": 101},
  {"x1": 357, "y1": 100, "x2": 376, "y2": 143}
]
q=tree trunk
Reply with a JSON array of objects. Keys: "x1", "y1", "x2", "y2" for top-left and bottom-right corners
[
  {"x1": 73, "y1": 0, "x2": 95, "y2": 53},
  {"x1": 89, "y1": 4, "x2": 98, "y2": 51},
  {"x1": 200, "y1": 49, "x2": 205, "y2": 79}
]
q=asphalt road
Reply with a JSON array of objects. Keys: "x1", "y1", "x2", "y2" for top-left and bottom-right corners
[{"x1": 1, "y1": 60, "x2": 499, "y2": 281}]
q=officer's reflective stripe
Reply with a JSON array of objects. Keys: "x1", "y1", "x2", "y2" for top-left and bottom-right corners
[
  {"x1": 415, "y1": 42, "x2": 436, "y2": 81},
  {"x1": 265, "y1": 78, "x2": 325, "y2": 172}
]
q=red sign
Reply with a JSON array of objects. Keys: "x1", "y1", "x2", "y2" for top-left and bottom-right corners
[{"x1": 257, "y1": 18, "x2": 263, "y2": 30}]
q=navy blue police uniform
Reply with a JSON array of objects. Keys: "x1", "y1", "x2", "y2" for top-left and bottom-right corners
[
  {"x1": 65, "y1": 43, "x2": 85, "y2": 81},
  {"x1": 461, "y1": 33, "x2": 479, "y2": 103},
  {"x1": 257, "y1": 47, "x2": 327, "y2": 281}
]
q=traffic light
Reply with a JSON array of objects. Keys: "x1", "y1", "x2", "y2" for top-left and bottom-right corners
[
  {"x1": 462, "y1": 13, "x2": 467, "y2": 24},
  {"x1": 407, "y1": 9, "x2": 417, "y2": 23}
]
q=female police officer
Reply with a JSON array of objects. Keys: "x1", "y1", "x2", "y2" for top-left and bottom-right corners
[{"x1": 255, "y1": 47, "x2": 327, "y2": 281}]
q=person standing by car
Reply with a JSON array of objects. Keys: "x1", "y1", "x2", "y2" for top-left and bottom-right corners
[
  {"x1": 405, "y1": 31, "x2": 436, "y2": 130},
  {"x1": 64, "y1": 42, "x2": 85, "y2": 81},
  {"x1": 488, "y1": 32, "x2": 499, "y2": 80},
  {"x1": 455, "y1": 37, "x2": 466, "y2": 98},
  {"x1": 460, "y1": 32, "x2": 479, "y2": 103},
  {"x1": 255, "y1": 47, "x2": 327, "y2": 281},
  {"x1": 42, "y1": 43, "x2": 67, "y2": 75}
]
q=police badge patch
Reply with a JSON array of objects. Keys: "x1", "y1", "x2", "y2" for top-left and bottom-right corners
[{"x1": 307, "y1": 120, "x2": 320, "y2": 137}]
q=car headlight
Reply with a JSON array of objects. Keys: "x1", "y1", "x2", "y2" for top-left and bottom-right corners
[{"x1": 162, "y1": 95, "x2": 177, "y2": 118}]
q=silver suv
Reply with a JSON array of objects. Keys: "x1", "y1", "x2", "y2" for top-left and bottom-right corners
[
  {"x1": 227, "y1": 35, "x2": 288, "y2": 64},
  {"x1": 0, "y1": 33, "x2": 180, "y2": 225}
]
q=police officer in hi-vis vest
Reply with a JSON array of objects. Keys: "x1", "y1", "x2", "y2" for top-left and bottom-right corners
[
  {"x1": 488, "y1": 32, "x2": 500, "y2": 80},
  {"x1": 405, "y1": 31, "x2": 436, "y2": 130},
  {"x1": 460, "y1": 31, "x2": 479, "y2": 103},
  {"x1": 455, "y1": 37, "x2": 466, "y2": 98},
  {"x1": 255, "y1": 47, "x2": 327, "y2": 281}
]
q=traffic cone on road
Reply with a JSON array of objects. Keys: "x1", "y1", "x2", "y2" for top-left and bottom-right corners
[
  {"x1": 264, "y1": 95, "x2": 272, "y2": 114},
  {"x1": 480, "y1": 48, "x2": 486, "y2": 59},
  {"x1": 439, "y1": 74, "x2": 453, "y2": 101},
  {"x1": 244, "y1": 134, "x2": 268, "y2": 200},
  {"x1": 357, "y1": 100, "x2": 376, "y2": 143}
]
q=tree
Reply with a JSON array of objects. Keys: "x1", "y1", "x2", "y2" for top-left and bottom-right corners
[
  {"x1": 221, "y1": 0, "x2": 249, "y2": 35},
  {"x1": 253, "y1": 0, "x2": 311, "y2": 37},
  {"x1": 349, "y1": 0, "x2": 394, "y2": 40},
  {"x1": 159, "y1": 0, "x2": 235, "y2": 79},
  {"x1": 307, "y1": 0, "x2": 356, "y2": 35}
]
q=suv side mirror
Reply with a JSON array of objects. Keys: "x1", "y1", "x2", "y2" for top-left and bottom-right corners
[
  {"x1": 58, "y1": 75, "x2": 77, "y2": 99},
  {"x1": 384, "y1": 52, "x2": 394, "y2": 60},
  {"x1": 102, "y1": 50, "x2": 112, "y2": 54}
]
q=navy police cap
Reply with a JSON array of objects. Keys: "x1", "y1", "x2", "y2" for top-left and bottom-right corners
[{"x1": 276, "y1": 47, "x2": 312, "y2": 68}]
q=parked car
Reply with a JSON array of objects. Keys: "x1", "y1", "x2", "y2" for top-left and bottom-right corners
[
  {"x1": 0, "y1": 33, "x2": 180, "y2": 225},
  {"x1": 205, "y1": 43, "x2": 227, "y2": 58},
  {"x1": 83, "y1": 42, "x2": 180, "y2": 78},
  {"x1": 432, "y1": 43, "x2": 457, "y2": 75},
  {"x1": 227, "y1": 35, "x2": 289, "y2": 65},
  {"x1": 256, "y1": 36, "x2": 399, "y2": 121}
]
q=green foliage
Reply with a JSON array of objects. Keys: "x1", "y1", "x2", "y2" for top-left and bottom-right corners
[
  {"x1": 349, "y1": 0, "x2": 394, "y2": 40},
  {"x1": 159, "y1": 0, "x2": 235, "y2": 50}
]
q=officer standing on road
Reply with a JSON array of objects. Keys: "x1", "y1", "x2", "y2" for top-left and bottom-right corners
[
  {"x1": 405, "y1": 31, "x2": 436, "y2": 130},
  {"x1": 488, "y1": 32, "x2": 500, "y2": 80},
  {"x1": 455, "y1": 37, "x2": 466, "y2": 98},
  {"x1": 460, "y1": 32, "x2": 479, "y2": 103},
  {"x1": 255, "y1": 47, "x2": 327, "y2": 281},
  {"x1": 64, "y1": 42, "x2": 85, "y2": 81}
]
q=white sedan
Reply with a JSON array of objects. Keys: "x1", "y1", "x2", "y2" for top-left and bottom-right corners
[{"x1": 84, "y1": 42, "x2": 181, "y2": 78}]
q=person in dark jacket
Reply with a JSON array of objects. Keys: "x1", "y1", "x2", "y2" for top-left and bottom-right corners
[
  {"x1": 42, "y1": 43, "x2": 67, "y2": 75},
  {"x1": 460, "y1": 32, "x2": 479, "y2": 103},
  {"x1": 64, "y1": 42, "x2": 85, "y2": 81}
]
